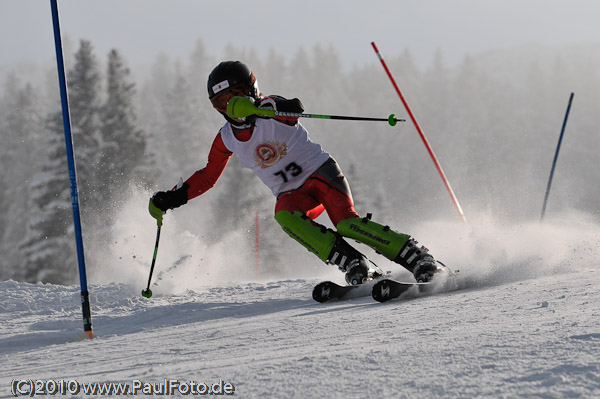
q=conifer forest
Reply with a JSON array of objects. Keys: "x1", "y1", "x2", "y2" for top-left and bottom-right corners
[{"x1": 1, "y1": 39, "x2": 599, "y2": 284}]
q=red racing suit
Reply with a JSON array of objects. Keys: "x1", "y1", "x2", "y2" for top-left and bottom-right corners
[{"x1": 182, "y1": 96, "x2": 359, "y2": 226}]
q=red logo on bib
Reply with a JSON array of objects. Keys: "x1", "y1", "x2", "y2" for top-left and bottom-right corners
[{"x1": 255, "y1": 142, "x2": 287, "y2": 168}]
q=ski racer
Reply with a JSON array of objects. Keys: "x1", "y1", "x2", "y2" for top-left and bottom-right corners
[{"x1": 149, "y1": 60, "x2": 445, "y2": 285}]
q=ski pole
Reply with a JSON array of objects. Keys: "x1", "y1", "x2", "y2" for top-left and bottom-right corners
[
  {"x1": 371, "y1": 41, "x2": 467, "y2": 224},
  {"x1": 541, "y1": 92, "x2": 574, "y2": 220},
  {"x1": 227, "y1": 96, "x2": 405, "y2": 126},
  {"x1": 142, "y1": 224, "x2": 161, "y2": 298}
]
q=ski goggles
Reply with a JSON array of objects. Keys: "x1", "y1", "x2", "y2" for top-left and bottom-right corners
[{"x1": 210, "y1": 85, "x2": 252, "y2": 112}]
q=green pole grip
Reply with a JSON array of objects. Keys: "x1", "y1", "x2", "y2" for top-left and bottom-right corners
[{"x1": 227, "y1": 96, "x2": 275, "y2": 119}]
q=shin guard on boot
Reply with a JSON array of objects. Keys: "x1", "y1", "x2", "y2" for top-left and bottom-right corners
[
  {"x1": 275, "y1": 211, "x2": 378, "y2": 285},
  {"x1": 274, "y1": 210, "x2": 336, "y2": 262},
  {"x1": 336, "y1": 216, "x2": 411, "y2": 260}
]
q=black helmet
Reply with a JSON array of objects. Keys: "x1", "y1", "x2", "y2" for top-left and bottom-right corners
[{"x1": 207, "y1": 61, "x2": 260, "y2": 106}]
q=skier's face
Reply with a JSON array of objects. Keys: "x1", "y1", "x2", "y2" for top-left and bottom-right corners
[{"x1": 210, "y1": 85, "x2": 251, "y2": 114}]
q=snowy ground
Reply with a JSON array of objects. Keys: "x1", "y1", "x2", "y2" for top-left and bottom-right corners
[
  {"x1": 2, "y1": 207, "x2": 600, "y2": 398},
  {"x1": 1, "y1": 268, "x2": 599, "y2": 398}
]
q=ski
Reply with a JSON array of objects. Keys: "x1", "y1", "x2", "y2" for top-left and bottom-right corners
[
  {"x1": 372, "y1": 268, "x2": 459, "y2": 302},
  {"x1": 312, "y1": 267, "x2": 396, "y2": 302},
  {"x1": 371, "y1": 279, "x2": 428, "y2": 302},
  {"x1": 313, "y1": 259, "x2": 393, "y2": 302},
  {"x1": 313, "y1": 264, "x2": 458, "y2": 303},
  {"x1": 312, "y1": 279, "x2": 381, "y2": 302},
  {"x1": 312, "y1": 281, "x2": 356, "y2": 302}
]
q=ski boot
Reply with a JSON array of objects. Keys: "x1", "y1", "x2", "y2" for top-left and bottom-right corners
[
  {"x1": 328, "y1": 235, "x2": 382, "y2": 285},
  {"x1": 394, "y1": 238, "x2": 445, "y2": 282},
  {"x1": 413, "y1": 258, "x2": 447, "y2": 283}
]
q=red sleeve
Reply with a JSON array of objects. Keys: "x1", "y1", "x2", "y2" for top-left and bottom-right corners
[
  {"x1": 184, "y1": 133, "x2": 232, "y2": 200},
  {"x1": 274, "y1": 115, "x2": 300, "y2": 126}
]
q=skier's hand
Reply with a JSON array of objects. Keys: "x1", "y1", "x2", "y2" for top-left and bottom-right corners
[
  {"x1": 273, "y1": 97, "x2": 304, "y2": 113},
  {"x1": 148, "y1": 184, "x2": 189, "y2": 226},
  {"x1": 257, "y1": 96, "x2": 304, "y2": 113},
  {"x1": 148, "y1": 198, "x2": 164, "y2": 227},
  {"x1": 255, "y1": 96, "x2": 304, "y2": 124},
  {"x1": 225, "y1": 96, "x2": 268, "y2": 119}
]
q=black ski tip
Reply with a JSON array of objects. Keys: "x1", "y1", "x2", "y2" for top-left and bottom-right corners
[
  {"x1": 312, "y1": 281, "x2": 357, "y2": 303},
  {"x1": 313, "y1": 281, "x2": 337, "y2": 303},
  {"x1": 372, "y1": 279, "x2": 393, "y2": 302},
  {"x1": 372, "y1": 279, "x2": 414, "y2": 303}
]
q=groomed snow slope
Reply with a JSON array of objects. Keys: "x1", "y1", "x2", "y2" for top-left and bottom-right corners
[{"x1": 1, "y1": 265, "x2": 599, "y2": 398}]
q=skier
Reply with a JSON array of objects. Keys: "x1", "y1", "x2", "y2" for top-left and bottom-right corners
[{"x1": 149, "y1": 60, "x2": 445, "y2": 285}]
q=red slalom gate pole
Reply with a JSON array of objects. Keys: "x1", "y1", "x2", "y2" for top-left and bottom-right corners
[
  {"x1": 371, "y1": 42, "x2": 467, "y2": 224},
  {"x1": 255, "y1": 211, "x2": 260, "y2": 278}
]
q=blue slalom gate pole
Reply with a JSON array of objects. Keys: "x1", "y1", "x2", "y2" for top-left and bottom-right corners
[
  {"x1": 50, "y1": 0, "x2": 93, "y2": 339},
  {"x1": 541, "y1": 92, "x2": 574, "y2": 220}
]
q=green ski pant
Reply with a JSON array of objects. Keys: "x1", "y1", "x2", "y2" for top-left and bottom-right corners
[{"x1": 274, "y1": 210, "x2": 411, "y2": 263}]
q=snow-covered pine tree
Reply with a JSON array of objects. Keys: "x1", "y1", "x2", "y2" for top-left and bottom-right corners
[
  {"x1": 67, "y1": 40, "x2": 102, "y2": 218},
  {"x1": 188, "y1": 39, "x2": 216, "y2": 103},
  {"x1": 99, "y1": 48, "x2": 150, "y2": 210},
  {"x1": 20, "y1": 111, "x2": 76, "y2": 284},
  {"x1": 162, "y1": 63, "x2": 205, "y2": 172},
  {"x1": 188, "y1": 39, "x2": 222, "y2": 149},
  {"x1": 0, "y1": 75, "x2": 22, "y2": 276},
  {"x1": 1, "y1": 77, "x2": 49, "y2": 281},
  {"x1": 138, "y1": 54, "x2": 174, "y2": 184},
  {"x1": 19, "y1": 40, "x2": 102, "y2": 284}
]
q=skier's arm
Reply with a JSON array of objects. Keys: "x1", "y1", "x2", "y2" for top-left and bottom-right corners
[
  {"x1": 184, "y1": 133, "x2": 232, "y2": 200},
  {"x1": 257, "y1": 95, "x2": 304, "y2": 125},
  {"x1": 149, "y1": 133, "x2": 232, "y2": 218}
]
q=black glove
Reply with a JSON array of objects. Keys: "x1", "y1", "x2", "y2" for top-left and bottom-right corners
[
  {"x1": 151, "y1": 183, "x2": 189, "y2": 212},
  {"x1": 256, "y1": 96, "x2": 304, "y2": 115},
  {"x1": 274, "y1": 97, "x2": 304, "y2": 113}
]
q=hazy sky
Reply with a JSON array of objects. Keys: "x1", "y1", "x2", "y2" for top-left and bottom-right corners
[{"x1": 3, "y1": 0, "x2": 600, "y2": 70}]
